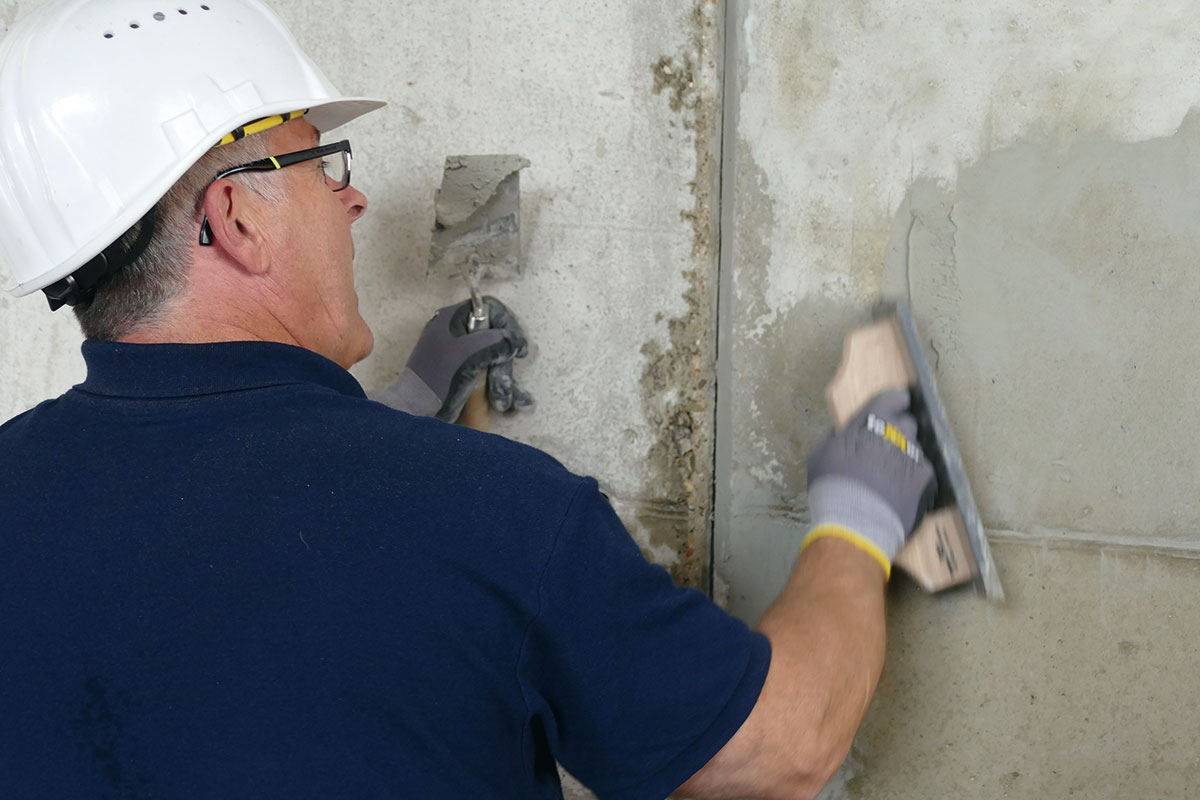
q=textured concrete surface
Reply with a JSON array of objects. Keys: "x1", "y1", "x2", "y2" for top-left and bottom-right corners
[
  {"x1": 718, "y1": 0, "x2": 1200, "y2": 797},
  {"x1": 854, "y1": 540, "x2": 1200, "y2": 799}
]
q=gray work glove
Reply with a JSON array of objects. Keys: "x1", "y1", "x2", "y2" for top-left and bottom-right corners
[
  {"x1": 479, "y1": 298, "x2": 535, "y2": 415},
  {"x1": 803, "y1": 389, "x2": 937, "y2": 576},
  {"x1": 370, "y1": 296, "x2": 532, "y2": 422}
]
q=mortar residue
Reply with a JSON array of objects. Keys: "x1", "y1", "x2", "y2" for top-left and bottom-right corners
[
  {"x1": 639, "y1": 0, "x2": 722, "y2": 590},
  {"x1": 0, "y1": 4, "x2": 18, "y2": 33},
  {"x1": 434, "y1": 155, "x2": 531, "y2": 226},
  {"x1": 638, "y1": 0, "x2": 720, "y2": 592},
  {"x1": 428, "y1": 155, "x2": 530, "y2": 281}
]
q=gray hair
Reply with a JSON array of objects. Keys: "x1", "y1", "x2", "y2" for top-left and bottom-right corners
[{"x1": 74, "y1": 132, "x2": 286, "y2": 341}]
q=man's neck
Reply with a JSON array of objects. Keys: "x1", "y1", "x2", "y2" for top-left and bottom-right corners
[{"x1": 118, "y1": 286, "x2": 300, "y2": 351}]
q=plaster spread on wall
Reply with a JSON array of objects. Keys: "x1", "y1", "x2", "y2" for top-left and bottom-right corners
[
  {"x1": 728, "y1": 0, "x2": 1200, "y2": 542},
  {"x1": 738, "y1": 0, "x2": 1200, "y2": 317},
  {"x1": 884, "y1": 116, "x2": 1200, "y2": 542},
  {"x1": 637, "y1": 0, "x2": 721, "y2": 590}
]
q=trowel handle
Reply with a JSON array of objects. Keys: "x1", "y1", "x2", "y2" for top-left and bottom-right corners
[
  {"x1": 895, "y1": 509, "x2": 979, "y2": 592},
  {"x1": 824, "y1": 314, "x2": 976, "y2": 592},
  {"x1": 824, "y1": 315, "x2": 915, "y2": 429},
  {"x1": 458, "y1": 306, "x2": 491, "y2": 432},
  {"x1": 459, "y1": 380, "x2": 490, "y2": 432}
]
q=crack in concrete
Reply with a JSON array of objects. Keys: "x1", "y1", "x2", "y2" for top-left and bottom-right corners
[
  {"x1": 637, "y1": 0, "x2": 723, "y2": 591},
  {"x1": 989, "y1": 528, "x2": 1200, "y2": 560}
]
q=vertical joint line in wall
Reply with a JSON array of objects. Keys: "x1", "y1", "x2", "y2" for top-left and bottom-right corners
[{"x1": 709, "y1": 0, "x2": 740, "y2": 598}]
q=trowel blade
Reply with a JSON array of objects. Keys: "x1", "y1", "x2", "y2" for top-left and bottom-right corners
[
  {"x1": 427, "y1": 155, "x2": 528, "y2": 282},
  {"x1": 884, "y1": 300, "x2": 1005, "y2": 602}
]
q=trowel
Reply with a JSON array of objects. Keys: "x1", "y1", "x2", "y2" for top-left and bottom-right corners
[
  {"x1": 427, "y1": 155, "x2": 530, "y2": 430},
  {"x1": 825, "y1": 301, "x2": 1004, "y2": 601}
]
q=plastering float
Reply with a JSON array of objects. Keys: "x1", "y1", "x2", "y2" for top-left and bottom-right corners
[{"x1": 826, "y1": 301, "x2": 1004, "y2": 601}]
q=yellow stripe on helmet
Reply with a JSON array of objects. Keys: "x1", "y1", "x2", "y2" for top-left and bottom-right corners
[{"x1": 216, "y1": 109, "x2": 309, "y2": 148}]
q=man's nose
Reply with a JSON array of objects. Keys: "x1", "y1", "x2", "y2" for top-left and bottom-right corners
[{"x1": 341, "y1": 183, "x2": 367, "y2": 222}]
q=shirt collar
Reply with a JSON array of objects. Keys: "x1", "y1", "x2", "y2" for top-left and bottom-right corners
[{"x1": 76, "y1": 340, "x2": 367, "y2": 400}]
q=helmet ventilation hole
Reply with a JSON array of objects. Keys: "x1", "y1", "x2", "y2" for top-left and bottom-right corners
[{"x1": 96, "y1": 7, "x2": 208, "y2": 38}]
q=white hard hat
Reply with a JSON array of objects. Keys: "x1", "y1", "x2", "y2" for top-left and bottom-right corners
[{"x1": 0, "y1": 0, "x2": 386, "y2": 300}]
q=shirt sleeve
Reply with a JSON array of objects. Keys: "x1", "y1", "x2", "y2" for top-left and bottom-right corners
[{"x1": 517, "y1": 478, "x2": 771, "y2": 799}]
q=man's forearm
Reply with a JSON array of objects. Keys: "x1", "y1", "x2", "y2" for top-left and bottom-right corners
[
  {"x1": 755, "y1": 537, "x2": 888, "y2": 791},
  {"x1": 679, "y1": 537, "x2": 887, "y2": 800},
  {"x1": 681, "y1": 391, "x2": 932, "y2": 799}
]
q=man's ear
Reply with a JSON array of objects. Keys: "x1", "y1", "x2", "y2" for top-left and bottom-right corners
[{"x1": 201, "y1": 180, "x2": 272, "y2": 275}]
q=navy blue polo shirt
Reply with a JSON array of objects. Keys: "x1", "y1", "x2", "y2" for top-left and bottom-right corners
[{"x1": 0, "y1": 340, "x2": 769, "y2": 799}]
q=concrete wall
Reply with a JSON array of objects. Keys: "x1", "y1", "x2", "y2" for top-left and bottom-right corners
[
  {"x1": 716, "y1": 0, "x2": 1200, "y2": 797},
  {"x1": 5, "y1": 0, "x2": 1200, "y2": 797}
]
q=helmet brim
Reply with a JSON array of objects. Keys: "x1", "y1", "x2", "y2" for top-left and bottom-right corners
[{"x1": 305, "y1": 98, "x2": 388, "y2": 136}]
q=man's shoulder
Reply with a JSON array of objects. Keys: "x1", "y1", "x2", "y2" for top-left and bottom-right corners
[
  {"x1": 316, "y1": 388, "x2": 568, "y2": 465},
  {"x1": 0, "y1": 396, "x2": 63, "y2": 441},
  {"x1": 267, "y1": 385, "x2": 589, "y2": 503}
]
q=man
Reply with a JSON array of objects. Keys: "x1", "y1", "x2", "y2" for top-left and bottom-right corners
[{"x1": 0, "y1": 1, "x2": 934, "y2": 798}]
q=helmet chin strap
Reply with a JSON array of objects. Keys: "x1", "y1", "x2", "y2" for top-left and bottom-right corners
[{"x1": 42, "y1": 205, "x2": 158, "y2": 312}]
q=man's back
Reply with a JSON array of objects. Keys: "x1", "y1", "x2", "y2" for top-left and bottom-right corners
[{"x1": 0, "y1": 340, "x2": 768, "y2": 798}]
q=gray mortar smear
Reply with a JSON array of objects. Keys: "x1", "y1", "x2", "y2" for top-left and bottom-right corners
[
  {"x1": 428, "y1": 155, "x2": 530, "y2": 282},
  {"x1": 882, "y1": 111, "x2": 1200, "y2": 552}
]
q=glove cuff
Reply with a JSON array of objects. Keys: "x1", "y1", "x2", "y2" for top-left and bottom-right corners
[
  {"x1": 368, "y1": 367, "x2": 442, "y2": 417},
  {"x1": 805, "y1": 474, "x2": 907, "y2": 576}
]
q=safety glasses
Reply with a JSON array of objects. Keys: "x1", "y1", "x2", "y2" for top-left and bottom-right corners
[{"x1": 198, "y1": 139, "x2": 353, "y2": 245}]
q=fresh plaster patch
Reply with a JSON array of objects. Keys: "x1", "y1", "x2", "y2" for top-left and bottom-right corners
[
  {"x1": 883, "y1": 115, "x2": 1200, "y2": 542},
  {"x1": 737, "y1": 0, "x2": 1200, "y2": 313}
]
